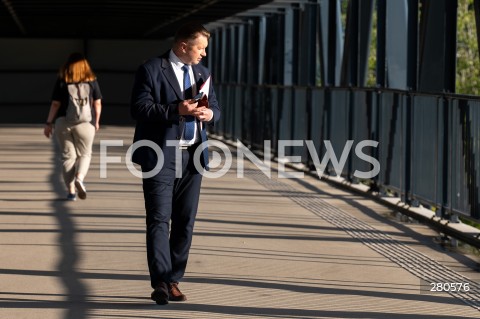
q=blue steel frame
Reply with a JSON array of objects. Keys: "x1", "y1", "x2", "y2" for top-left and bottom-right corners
[{"x1": 205, "y1": 0, "x2": 480, "y2": 221}]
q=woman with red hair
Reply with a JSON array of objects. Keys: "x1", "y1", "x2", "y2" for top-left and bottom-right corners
[{"x1": 44, "y1": 52, "x2": 102, "y2": 201}]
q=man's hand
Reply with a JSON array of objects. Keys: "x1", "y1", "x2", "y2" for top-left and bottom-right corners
[
  {"x1": 178, "y1": 99, "x2": 198, "y2": 116},
  {"x1": 194, "y1": 95, "x2": 212, "y2": 121},
  {"x1": 178, "y1": 98, "x2": 213, "y2": 121},
  {"x1": 193, "y1": 106, "x2": 213, "y2": 122}
]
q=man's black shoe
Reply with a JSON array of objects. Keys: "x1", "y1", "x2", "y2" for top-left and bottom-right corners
[{"x1": 151, "y1": 282, "x2": 169, "y2": 305}]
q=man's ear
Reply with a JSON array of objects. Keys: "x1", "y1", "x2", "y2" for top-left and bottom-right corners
[{"x1": 180, "y1": 42, "x2": 188, "y2": 53}]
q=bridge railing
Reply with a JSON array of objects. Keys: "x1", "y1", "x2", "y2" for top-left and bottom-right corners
[{"x1": 211, "y1": 84, "x2": 480, "y2": 221}]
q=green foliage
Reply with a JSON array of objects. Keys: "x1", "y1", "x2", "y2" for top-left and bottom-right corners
[
  {"x1": 367, "y1": 5, "x2": 377, "y2": 87},
  {"x1": 456, "y1": 0, "x2": 480, "y2": 95},
  {"x1": 459, "y1": 215, "x2": 480, "y2": 229}
]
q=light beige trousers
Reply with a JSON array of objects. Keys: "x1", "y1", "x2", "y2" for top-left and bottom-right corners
[{"x1": 54, "y1": 117, "x2": 95, "y2": 191}]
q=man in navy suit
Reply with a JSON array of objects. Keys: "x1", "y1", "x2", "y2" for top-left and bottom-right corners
[{"x1": 130, "y1": 22, "x2": 220, "y2": 305}]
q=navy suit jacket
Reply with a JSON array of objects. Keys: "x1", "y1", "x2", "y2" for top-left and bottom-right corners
[{"x1": 130, "y1": 51, "x2": 221, "y2": 171}]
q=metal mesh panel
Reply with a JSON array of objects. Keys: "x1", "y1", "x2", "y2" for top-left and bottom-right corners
[
  {"x1": 377, "y1": 92, "x2": 405, "y2": 194},
  {"x1": 410, "y1": 95, "x2": 440, "y2": 204}
]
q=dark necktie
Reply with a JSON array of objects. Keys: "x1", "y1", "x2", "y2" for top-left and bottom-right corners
[{"x1": 182, "y1": 65, "x2": 195, "y2": 140}]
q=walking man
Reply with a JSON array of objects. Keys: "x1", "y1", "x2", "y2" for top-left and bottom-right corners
[{"x1": 130, "y1": 22, "x2": 220, "y2": 305}]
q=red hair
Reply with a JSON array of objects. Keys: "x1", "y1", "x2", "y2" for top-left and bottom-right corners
[{"x1": 59, "y1": 52, "x2": 96, "y2": 83}]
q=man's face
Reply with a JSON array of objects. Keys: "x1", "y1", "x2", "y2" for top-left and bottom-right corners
[{"x1": 182, "y1": 34, "x2": 208, "y2": 65}]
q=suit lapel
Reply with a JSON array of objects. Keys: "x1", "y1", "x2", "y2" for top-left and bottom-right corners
[
  {"x1": 161, "y1": 58, "x2": 206, "y2": 99},
  {"x1": 160, "y1": 57, "x2": 183, "y2": 99},
  {"x1": 192, "y1": 65, "x2": 206, "y2": 89}
]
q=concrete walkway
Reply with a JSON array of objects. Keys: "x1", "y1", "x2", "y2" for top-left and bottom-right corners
[{"x1": 1, "y1": 125, "x2": 480, "y2": 319}]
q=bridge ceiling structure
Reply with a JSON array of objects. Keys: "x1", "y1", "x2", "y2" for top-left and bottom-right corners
[{"x1": 0, "y1": 0, "x2": 273, "y2": 39}]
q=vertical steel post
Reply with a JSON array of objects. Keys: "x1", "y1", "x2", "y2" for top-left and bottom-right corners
[
  {"x1": 327, "y1": 0, "x2": 338, "y2": 86},
  {"x1": 444, "y1": 0, "x2": 457, "y2": 93},
  {"x1": 376, "y1": 0, "x2": 386, "y2": 87},
  {"x1": 406, "y1": 0, "x2": 418, "y2": 91},
  {"x1": 418, "y1": 0, "x2": 457, "y2": 93},
  {"x1": 341, "y1": 0, "x2": 359, "y2": 87}
]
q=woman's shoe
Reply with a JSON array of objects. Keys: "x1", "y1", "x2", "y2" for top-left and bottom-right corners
[
  {"x1": 67, "y1": 193, "x2": 77, "y2": 201},
  {"x1": 75, "y1": 179, "x2": 87, "y2": 200}
]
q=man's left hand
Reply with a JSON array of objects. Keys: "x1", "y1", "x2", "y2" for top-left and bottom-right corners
[{"x1": 193, "y1": 106, "x2": 213, "y2": 122}]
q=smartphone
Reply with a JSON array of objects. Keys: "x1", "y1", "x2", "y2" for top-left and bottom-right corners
[{"x1": 193, "y1": 92, "x2": 205, "y2": 102}]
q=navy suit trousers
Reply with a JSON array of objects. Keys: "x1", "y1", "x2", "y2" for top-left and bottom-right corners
[{"x1": 142, "y1": 146, "x2": 202, "y2": 288}]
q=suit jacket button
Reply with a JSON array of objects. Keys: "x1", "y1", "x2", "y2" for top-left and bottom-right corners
[{"x1": 176, "y1": 136, "x2": 180, "y2": 139}]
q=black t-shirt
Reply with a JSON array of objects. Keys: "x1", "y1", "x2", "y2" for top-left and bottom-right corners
[{"x1": 51, "y1": 78, "x2": 102, "y2": 119}]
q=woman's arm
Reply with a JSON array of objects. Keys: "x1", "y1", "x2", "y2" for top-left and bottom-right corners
[
  {"x1": 93, "y1": 99, "x2": 102, "y2": 131},
  {"x1": 44, "y1": 100, "x2": 61, "y2": 138}
]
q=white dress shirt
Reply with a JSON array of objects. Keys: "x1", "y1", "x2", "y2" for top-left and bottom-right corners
[{"x1": 169, "y1": 50, "x2": 200, "y2": 145}]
